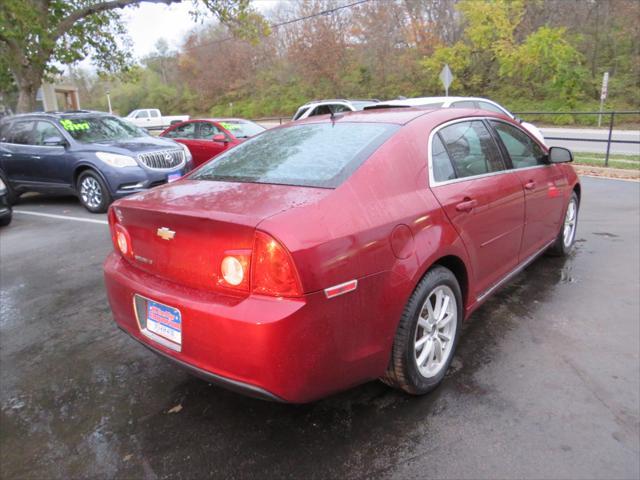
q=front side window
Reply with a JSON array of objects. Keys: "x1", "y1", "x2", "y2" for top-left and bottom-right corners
[
  {"x1": 192, "y1": 122, "x2": 398, "y2": 188},
  {"x1": 490, "y1": 121, "x2": 546, "y2": 168},
  {"x1": 437, "y1": 121, "x2": 505, "y2": 179},
  {"x1": 149, "y1": 110, "x2": 160, "y2": 118},
  {"x1": 309, "y1": 105, "x2": 334, "y2": 117},
  {"x1": 196, "y1": 122, "x2": 220, "y2": 139},
  {"x1": 165, "y1": 122, "x2": 196, "y2": 139},
  {"x1": 136, "y1": 111, "x2": 149, "y2": 119},
  {"x1": 34, "y1": 121, "x2": 62, "y2": 145},
  {"x1": 8, "y1": 121, "x2": 35, "y2": 145}
]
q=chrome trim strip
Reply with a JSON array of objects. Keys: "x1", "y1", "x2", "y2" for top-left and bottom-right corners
[
  {"x1": 476, "y1": 239, "x2": 554, "y2": 302},
  {"x1": 426, "y1": 116, "x2": 550, "y2": 188}
]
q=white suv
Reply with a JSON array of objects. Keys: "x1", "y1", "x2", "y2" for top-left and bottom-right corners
[
  {"x1": 366, "y1": 96, "x2": 545, "y2": 144},
  {"x1": 292, "y1": 99, "x2": 380, "y2": 121}
]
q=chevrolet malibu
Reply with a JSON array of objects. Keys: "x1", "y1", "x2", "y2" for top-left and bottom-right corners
[{"x1": 104, "y1": 107, "x2": 580, "y2": 403}]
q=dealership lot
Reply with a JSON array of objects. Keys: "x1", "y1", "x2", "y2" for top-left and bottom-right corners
[{"x1": 0, "y1": 176, "x2": 638, "y2": 479}]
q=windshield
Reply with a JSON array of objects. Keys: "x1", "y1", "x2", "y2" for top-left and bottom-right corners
[
  {"x1": 219, "y1": 121, "x2": 266, "y2": 138},
  {"x1": 59, "y1": 116, "x2": 146, "y2": 143},
  {"x1": 192, "y1": 122, "x2": 398, "y2": 188}
]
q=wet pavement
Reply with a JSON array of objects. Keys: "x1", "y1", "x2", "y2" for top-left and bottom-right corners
[{"x1": 1, "y1": 176, "x2": 638, "y2": 480}]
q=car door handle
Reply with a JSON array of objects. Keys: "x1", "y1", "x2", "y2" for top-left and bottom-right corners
[
  {"x1": 31, "y1": 155, "x2": 41, "y2": 159},
  {"x1": 1, "y1": 153, "x2": 11, "y2": 157},
  {"x1": 456, "y1": 198, "x2": 478, "y2": 212},
  {"x1": 525, "y1": 180, "x2": 536, "y2": 190}
]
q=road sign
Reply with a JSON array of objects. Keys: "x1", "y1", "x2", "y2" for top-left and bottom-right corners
[{"x1": 439, "y1": 64, "x2": 453, "y2": 96}]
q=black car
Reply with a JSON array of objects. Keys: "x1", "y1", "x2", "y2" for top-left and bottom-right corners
[
  {"x1": 0, "y1": 111, "x2": 193, "y2": 213},
  {"x1": 0, "y1": 175, "x2": 12, "y2": 226}
]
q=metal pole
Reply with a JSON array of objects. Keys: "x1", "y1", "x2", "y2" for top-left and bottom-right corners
[
  {"x1": 106, "y1": 91, "x2": 112, "y2": 114},
  {"x1": 604, "y1": 112, "x2": 614, "y2": 167},
  {"x1": 597, "y1": 97, "x2": 604, "y2": 127}
]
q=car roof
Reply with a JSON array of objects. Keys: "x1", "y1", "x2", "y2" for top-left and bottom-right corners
[
  {"x1": 2, "y1": 110, "x2": 110, "y2": 122},
  {"x1": 293, "y1": 106, "x2": 442, "y2": 125},
  {"x1": 291, "y1": 105, "x2": 514, "y2": 127},
  {"x1": 200, "y1": 118, "x2": 254, "y2": 123},
  {"x1": 300, "y1": 99, "x2": 380, "y2": 107}
]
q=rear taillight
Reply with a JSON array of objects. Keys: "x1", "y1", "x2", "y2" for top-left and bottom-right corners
[
  {"x1": 108, "y1": 207, "x2": 133, "y2": 258},
  {"x1": 251, "y1": 231, "x2": 302, "y2": 297},
  {"x1": 217, "y1": 231, "x2": 302, "y2": 297}
]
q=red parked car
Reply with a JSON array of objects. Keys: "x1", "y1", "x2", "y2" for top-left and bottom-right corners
[
  {"x1": 104, "y1": 107, "x2": 580, "y2": 403},
  {"x1": 160, "y1": 118, "x2": 266, "y2": 166}
]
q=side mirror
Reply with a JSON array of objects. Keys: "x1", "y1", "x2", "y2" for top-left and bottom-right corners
[
  {"x1": 548, "y1": 146, "x2": 573, "y2": 164},
  {"x1": 43, "y1": 136, "x2": 66, "y2": 147},
  {"x1": 213, "y1": 133, "x2": 228, "y2": 143}
]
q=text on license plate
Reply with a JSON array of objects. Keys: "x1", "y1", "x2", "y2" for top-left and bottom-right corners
[{"x1": 146, "y1": 300, "x2": 182, "y2": 345}]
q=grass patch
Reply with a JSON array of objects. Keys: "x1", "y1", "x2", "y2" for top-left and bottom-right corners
[{"x1": 573, "y1": 152, "x2": 640, "y2": 170}]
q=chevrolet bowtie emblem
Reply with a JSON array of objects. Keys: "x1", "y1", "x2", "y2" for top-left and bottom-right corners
[{"x1": 157, "y1": 227, "x2": 176, "y2": 240}]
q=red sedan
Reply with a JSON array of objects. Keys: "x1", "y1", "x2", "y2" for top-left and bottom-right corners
[
  {"x1": 160, "y1": 118, "x2": 266, "y2": 166},
  {"x1": 104, "y1": 107, "x2": 580, "y2": 403}
]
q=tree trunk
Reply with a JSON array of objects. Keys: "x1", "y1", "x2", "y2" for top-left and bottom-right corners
[{"x1": 14, "y1": 68, "x2": 42, "y2": 113}]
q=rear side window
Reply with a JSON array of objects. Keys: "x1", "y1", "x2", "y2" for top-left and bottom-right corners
[
  {"x1": 431, "y1": 135, "x2": 456, "y2": 182},
  {"x1": 192, "y1": 122, "x2": 399, "y2": 188},
  {"x1": 292, "y1": 107, "x2": 309, "y2": 121},
  {"x1": 490, "y1": 121, "x2": 546, "y2": 168},
  {"x1": 451, "y1": 101, "x2": 476, "y2": 109},
  {"x1": 477, "y1": 101, "x2": 507, "y2": 115},
  {"x1": 437, "y1": 121, "x2": 505, "y2": 179},
  {"x1": 8, "y1": 121, "x2": 35, "y2": 145},
  {"x1": 166, "y1": 122, "x2": 196, "y2": 139}
]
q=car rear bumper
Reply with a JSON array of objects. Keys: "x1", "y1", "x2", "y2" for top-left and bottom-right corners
[{"x1": 103, "y1": 253, "x2": 391, "y2": 403}]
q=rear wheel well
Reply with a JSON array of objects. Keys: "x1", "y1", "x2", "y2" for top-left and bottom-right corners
[{"x1": 432, "y1": 255, "x2": 469, "y2": 311}]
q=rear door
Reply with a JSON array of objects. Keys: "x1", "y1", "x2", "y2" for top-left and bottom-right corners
[
  {"x1": 489, "y1": 120, "x2": 568, "y2": 260},
  {"x1": 429, "y1": 119, "x2": 525, "y2": 296},
  {"x1": 0, "y1": 120, "x2": 36, "y2": 183}
]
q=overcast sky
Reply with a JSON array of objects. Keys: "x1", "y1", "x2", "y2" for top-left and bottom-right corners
[{"x1": 122, "y1": 0, "x2": 278, "y2": 59}]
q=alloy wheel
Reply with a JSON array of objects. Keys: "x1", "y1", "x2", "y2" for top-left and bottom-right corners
[
  {"x1": 563, "y1": 198, "x2": 577, "y2": 248},
  {"x1": 80, "y1": 176, "x2": 103, "y2": 209},
  {"x1": 414, "y1": 285, "x2": 458, "y2": 378}
]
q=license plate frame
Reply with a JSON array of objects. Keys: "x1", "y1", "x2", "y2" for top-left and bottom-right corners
[
  {"x1": 134, "y1": 295, "x2": 182, "y2": 351},
  {"x1": 167, "y1": 172, "x2": 182, "y2": 183}
]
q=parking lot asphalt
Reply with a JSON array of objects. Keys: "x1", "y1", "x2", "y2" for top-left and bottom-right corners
[{"x1": 1, "y1": 176, "x2": 638, "y2": 480}]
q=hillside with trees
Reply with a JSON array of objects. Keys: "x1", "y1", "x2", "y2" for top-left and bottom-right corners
[{"x1": 9, "y1": 0, "x2": 640, "y2": 121}]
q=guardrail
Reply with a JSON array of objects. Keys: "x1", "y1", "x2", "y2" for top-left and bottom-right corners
[{"x1": 513, "y1": 111, "x2": 640, "y2": 167}]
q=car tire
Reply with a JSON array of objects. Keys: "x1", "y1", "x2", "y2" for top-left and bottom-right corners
[
  {"x1": 0, "y1": 211, "x2": 12, "y2": 227},
  {"x1": 381, "y1": 265, "x2": 463, "y2": 395},
  {"x1": 547, "y1": 191, "x2": 579, "y2": 257},
  {"x1": 77, "y1": 170, "x2": 112, "y2": 213},
  {"x1": 0, "y1": 170, "x2": 18, "y2": 205}
]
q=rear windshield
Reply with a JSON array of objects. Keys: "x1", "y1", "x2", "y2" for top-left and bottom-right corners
[
  {"x1": 191, "y1": 122, "x2": 398, "y2": 188},
  {"x1": 219, "y1": 121, "x2": 265, "y2": 138},
  {"x1": 59, "y1": 116, "x2": 146, "y2": 143}
]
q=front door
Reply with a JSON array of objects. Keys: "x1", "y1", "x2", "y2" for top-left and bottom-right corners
[
  {"x1": 429, "y1": 119, "x2": 526, "y2": 296},
  {"x1": 489, "y1": 120, "x2": 568, "y2": 260}
]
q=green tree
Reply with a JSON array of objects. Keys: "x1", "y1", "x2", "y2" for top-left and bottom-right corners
[{"x1": 0, "y1": 0, "x2": 266, "y2": 113}]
